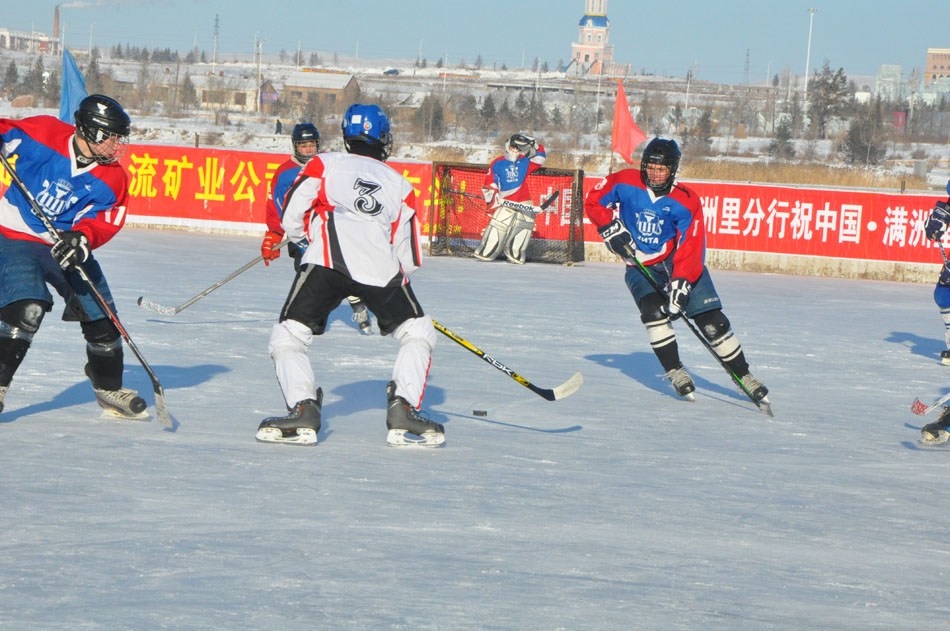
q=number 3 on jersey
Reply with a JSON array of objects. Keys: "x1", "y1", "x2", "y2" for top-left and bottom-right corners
[{"x1": 354, "y1": 178, "x2": 382, "y2": 215}]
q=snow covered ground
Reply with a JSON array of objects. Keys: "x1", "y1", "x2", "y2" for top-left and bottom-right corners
[
  {"x1": 1, "y1": 228, "x2": 949, "y2": 629},
  {"x1": 0, "y1": 229, "x2": 950, "y2": 630}
]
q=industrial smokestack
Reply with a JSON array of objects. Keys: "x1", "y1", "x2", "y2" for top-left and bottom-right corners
[{"x1": 54, "y1": 5, "x2": 61, "y2": 40}]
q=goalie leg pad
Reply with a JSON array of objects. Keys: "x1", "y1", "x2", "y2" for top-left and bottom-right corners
[
  {"x1": 474, "y1": 207, "x2": 516, "y2": 261},
  {"x1": 504, "y1": 211, "x2": 536, "y2": 264}
]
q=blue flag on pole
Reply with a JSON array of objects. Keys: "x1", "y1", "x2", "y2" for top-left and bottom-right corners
[{"x1": 59, "y1": 49, "x2": 88, "y2": 124}]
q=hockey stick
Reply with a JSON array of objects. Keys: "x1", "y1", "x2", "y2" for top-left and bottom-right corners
[
  {"x1": 432, "y1": 319, "x2": 583, "y2": 401},
  {"x1": 136, "y1": 241, "x2": 288, "y2": 316},
  {"x1": 444, "y1": 189, "x2": 560, "y2": 214},
  {"x1": 622, "y1": 244, "x2": 772, "y2": 416},
  {"x1": 911, "y1": 391, "x2": 950, "y2": 416},
  {"x1": 0, "y1": 153, "x2": 172, "y2": 427}
]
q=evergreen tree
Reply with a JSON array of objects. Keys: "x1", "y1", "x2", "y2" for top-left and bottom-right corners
[
  {"x1": 3, "y1": 61, "x2": 18, "y2": 95},
  {"x1": 807, "y1": 59, "x2": 850, "y2": 139},
  {"x1": 415, "y1": 93, "x2": 446, "y2": 141},
  {"x1": 180, "y1": 73, "x2": 198, "y2": 108},
  {"x1": 480, "y1": 93, "x2": 497, "y2": 130},
  {"x1": 768, "y1": 118, "x2": 796, "y2": 159},
  {"x1": 841, "y1": 100, "x2": 886, "y2": 165}
]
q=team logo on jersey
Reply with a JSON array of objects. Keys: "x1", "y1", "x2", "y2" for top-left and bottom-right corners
[
  {"x1": 504, "y1": 162, "x2": 521, "y2": 183},
  {"x1": 36, "y1": 178, "x2": 79, "y2": 217},
  {"x1": 636, "y1": 209, "x2": 664, "y2": 244}
]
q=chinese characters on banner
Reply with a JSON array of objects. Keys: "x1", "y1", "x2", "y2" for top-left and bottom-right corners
[
  {"x1": 0, "y1": 143, "x2": 937, "y2": 266},
  {"x1": 579, "y1": 178, "x2": 941, "y2": 264}
]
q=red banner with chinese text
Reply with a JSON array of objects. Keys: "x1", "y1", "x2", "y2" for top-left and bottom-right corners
[{"x1": 580, "y1": 178, "x2": 942, "y2": 264}]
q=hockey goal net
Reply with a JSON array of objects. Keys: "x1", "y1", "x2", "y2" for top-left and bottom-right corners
[{"x1": 428, "y1": 162, "x2": 585, "y2": 264}]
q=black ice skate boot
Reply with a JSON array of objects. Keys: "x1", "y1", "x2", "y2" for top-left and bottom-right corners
[
  {"x1": 385, "y1": 381, "x2": 444, "y2": 448},
  {"x1": 256, "y1": 389, "x2": 323, "y2": 446},
  {"x1": 85, "y1": 365, "x2": 148, "y2": 420},
  {"x1": 664, "y1": 366, "x2": 696, "y2": 400},
  {"x1": 921, "y1": 406, "x2": 950, "y2": 445},
  {"x1": 736, "y1": 372, "x2": 769, "y2": 403},
  {"x1": 350, "y1": 300, "x2": 374, "y2": 335}
]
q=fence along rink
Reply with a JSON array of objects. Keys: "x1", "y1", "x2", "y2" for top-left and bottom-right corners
[{"x1": 429, "y1": 162, "x2": 585, "y2": 264}]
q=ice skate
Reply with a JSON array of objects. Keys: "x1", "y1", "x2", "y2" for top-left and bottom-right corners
[
  {"x1": 256, "y1": 390, "x2": 323, "y2": 446},
  {"x1": 350, "y1": 301, "x2": 375, "y2": 335},
  {"x1": 736, "y1": 373, "x2": 769, "y2": 403},
  {"x1": 0, "y1": 385, "x2": 7, "y2": 414},
  {"x1": 921, "y1": 407, "x2": 950, "y2": 445},
  {"x1": 664, "y1": 367, "x2": 695, "y2": 401},
  {"x1": 941, "y1": 350, "x2": 950, "y2": 366},
  {"x1": 385, "y1": 381, "x2": 444, "y2": 448},
  {"x1": 92, "y1": 385, "x2": 149, "y2": 420}
]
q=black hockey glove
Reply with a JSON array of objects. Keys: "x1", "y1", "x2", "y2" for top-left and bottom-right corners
[
  {"x1": 51, "y1": 231, "x2": 90, "y2": 271},
  {"x1": 926, "y1": 202, "x2": 950, "y2": 241},
  {"x1": 598, "y1": 219, "x2": 634, "y2": 259},
  {"x1": 666, "y1": 279, "x2": 691, "y2": 319}
]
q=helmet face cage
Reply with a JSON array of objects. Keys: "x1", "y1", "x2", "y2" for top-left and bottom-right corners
[
  {"x1": 291, "y1": 123, "x2": 320, "y2": 163},
  {"x1": 505, "y1": 133, "x2": 534, "y2": 160},
  {"x1": 640, "y1": 138, "x2": 681, "y2": 194},
  {"x1": 74, "y1": 94, "x2": 131, "y2": 165},
  {"x1": 341, "y1": 104, "x2": 392, "y2": 160}
]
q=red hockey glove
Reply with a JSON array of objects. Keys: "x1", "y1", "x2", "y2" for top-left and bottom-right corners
[{"x1": 261, "y1": 230, "x2": 283, "y2": 266}]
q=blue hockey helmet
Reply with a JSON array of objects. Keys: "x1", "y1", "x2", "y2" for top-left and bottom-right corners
[
  {"x1": 341, "y1": 104, "x2": 392, "y2": 160},
  {"x1": 291, "y1": 122, "x2": 320, "y2": 163}
]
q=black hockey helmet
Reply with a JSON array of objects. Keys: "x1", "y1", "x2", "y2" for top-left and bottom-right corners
[
  {"x1": 74, "y1": 94, "x2": 131, "y2": 164},
  {"x1": 640, "y1": 137, "x2": 681, "y2": 194},
  {"x1": 291, "y1": 122, "x2": 320, "y2": 163},
  {"x1": 341, "y1": 104, "x2": 392, "y2": 161}
]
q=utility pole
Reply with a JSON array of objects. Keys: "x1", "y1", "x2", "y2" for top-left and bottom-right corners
[
  {"x1": 803, "y1": 8, "x2": 817, "y2": 103},
  {"x1": 211, "y1": 14, "x2": 219, "y2": 74}
]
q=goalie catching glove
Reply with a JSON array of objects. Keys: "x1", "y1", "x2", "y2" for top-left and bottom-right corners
[
  {"x1": 666, "y1": 278, "x2": 691, "y2": 318},
  {"x1": 598, "y1": 219, "x2": 635, "y2": 259},
  {"x1": 926, "y1": 201, "x2": 950, "y2": 241},
  {"x1": 51, "y1": 231, "x2": 90, "y2": 271}
]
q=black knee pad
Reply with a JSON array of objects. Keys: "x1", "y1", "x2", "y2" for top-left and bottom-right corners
[
  {"x1": 81, "y1": 318, "x2": 121, "y2": 347},
  {"x1": 639, "y1": 293, "x2": 667, "y2": 324},
  {"x1": 694, "y1": 309, "x2": 731, "y2": 341},
  {"x1": 0, "y1": 299, "x2": 51, "y2": 336}
]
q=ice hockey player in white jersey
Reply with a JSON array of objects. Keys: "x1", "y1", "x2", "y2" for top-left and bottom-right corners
[{"x1": 256, "y1": 103, "x2": 444, "y2": 447}]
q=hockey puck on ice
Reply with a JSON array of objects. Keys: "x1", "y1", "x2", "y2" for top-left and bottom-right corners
[{"x1": 472, "y1": 409, "x2": 488, "y2": 416}]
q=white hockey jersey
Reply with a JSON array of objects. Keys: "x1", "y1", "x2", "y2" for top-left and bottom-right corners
[{"x1": 281, "y1": 152, "x2": 422, "y2": 287}]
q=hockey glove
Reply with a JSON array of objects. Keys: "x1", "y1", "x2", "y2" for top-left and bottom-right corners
[
  {"x1": 293, "y1": 236, "x2": 310, "y2": 255},
  {"x1": 261, "y1": 230, "x2": 283, "y2": 266},
  {"x1": 926, "y1": 202, "x2": 950, "y2": 241},
  {"x1": 666, "y1": 279, "x2": 691, "y2": 319},
  {"x1": 598, "y1": 219, "x2": 635, "y2": 259},
  {"x1": 51, "y1": 231, "x2": 90, "y2": 271}
]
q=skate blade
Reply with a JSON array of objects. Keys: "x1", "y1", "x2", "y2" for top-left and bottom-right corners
[
  {"x1": 99, "y1": 407, "x2": 150, "y2": 421},
  {"x1": 942, "y1": 357, "x2": 950, "y2": 366},
  {"x1": 754, "y1": 396, "x2": 774, "y2": 417},
  {"x1": 255, "y1": 427, "x2": 317, "y2": 446},
  {"x1": 386, "y1": 429, "x2": 445, "y2": 448}
]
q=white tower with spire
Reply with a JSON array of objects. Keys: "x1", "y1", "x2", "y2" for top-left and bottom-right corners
[{"x1": 570, "y1": 0, "x2": 615, "y2": 75}]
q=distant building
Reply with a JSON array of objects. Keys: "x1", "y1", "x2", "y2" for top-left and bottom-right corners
[
  {"x1": 568, "y1": 0, "x2": 627, "y2": 76},
  {"x1": 0, "y1": 28, "x2": 59, "y2": 55},
  {"x1": 874, "y1": 64, "x2": 904, "y2": 101},
  {"x1": 925, "y1": 47, "x2": 950, "y2": 84}
]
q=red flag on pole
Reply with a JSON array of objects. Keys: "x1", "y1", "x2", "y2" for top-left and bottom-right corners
[{"x1": 611, "y1": 80, "x2": 647, "y2": 164}]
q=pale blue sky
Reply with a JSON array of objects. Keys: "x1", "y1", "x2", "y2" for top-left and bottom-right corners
[{"x1": 4, "y1": 0, "x2": 946, "y2": 85}]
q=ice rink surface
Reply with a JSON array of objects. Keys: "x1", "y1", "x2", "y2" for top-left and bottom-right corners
[{"x1": 2, "y1": 228, "x2": 948, "y2": 630}]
